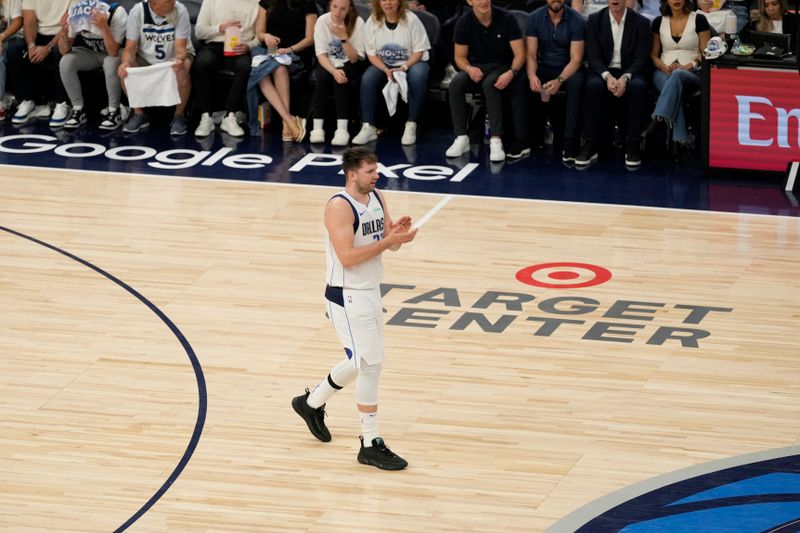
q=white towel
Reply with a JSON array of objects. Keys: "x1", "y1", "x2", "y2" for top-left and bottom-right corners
[
  {"x1": 381, "y1": 71, "x2": 409, "y2": 117},
  {"x1": 125, "y1": 62, "x2": 181, "y2": 108}
]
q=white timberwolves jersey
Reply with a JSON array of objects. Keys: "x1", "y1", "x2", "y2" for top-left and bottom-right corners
[
  {"x1": 136, "y1": 0, "x2": 193, "y2": 64},
  {"x1": 326, "y1": 190, "x2": 385, "y2": 290}
]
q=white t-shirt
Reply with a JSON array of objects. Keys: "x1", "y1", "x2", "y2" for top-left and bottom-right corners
[
  {"x1": 364, "y1": 11, "x2": 430, "y2": 67},
  {"x1": 0, "y1": 0, "x2": 22, "y2": 38},
  {"x1": 314, "y1": 12, "x2": 366, "y2": 68},
  {"x1": 194, "y1": 0, "x2": 260, "y2": 49},
  {"x1": 21, "y1": 0, "x2": 71, "y2": 35}
]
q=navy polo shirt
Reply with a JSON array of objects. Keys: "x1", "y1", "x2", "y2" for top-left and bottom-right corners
[
  {"x1": 453, "y1": 6, "x2": 522, "y2": 67},
  {"x1": 526, "y1": 5, "x2": 585, "y2": 71}
]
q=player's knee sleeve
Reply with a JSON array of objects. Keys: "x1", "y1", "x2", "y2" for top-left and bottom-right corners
[
  {"x1": 329, "y1": 357, "x2": 358, "y2": 389},
  {"x1": 356, "y1": 360, "x2": 382, "y2": 406}
]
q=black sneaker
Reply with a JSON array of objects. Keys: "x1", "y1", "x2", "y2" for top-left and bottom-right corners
[
  {"x1": 64, "y1": 108, "x2": 87, "y2": 129},
  {"x1": 561, "y1": 138, "x2": 579, "y2": 162},
  {"x1": 506, "y1": 138, "x2": 531, "y2": 159},
  {"x1": 575, "y1": 142, "x2": 598, "y2": 166},
  {"x1": 357, "y1": 436, "x2": 408, "y2": 470},
  {"x1": 291, "y1": 388, "x2": 331, "y2": 442},
  {"x1": 643, "y1": 118, "x2": 666, "y2": 140},
  {"x1": 625, "y1": 139, "x2": 642, "y2": 167}
]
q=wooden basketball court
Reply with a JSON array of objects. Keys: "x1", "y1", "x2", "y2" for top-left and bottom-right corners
[{"x1": 2, "y1": 165, "x2": 799, "y2": 531}]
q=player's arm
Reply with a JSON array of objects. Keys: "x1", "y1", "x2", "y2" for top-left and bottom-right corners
[{"x1": 325, "y1": 197, "x2": 416, "y2": 268}]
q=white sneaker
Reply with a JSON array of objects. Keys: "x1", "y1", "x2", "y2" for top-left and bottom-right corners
[
  {"x1": 331, "y1": 129, "x2": 350, "y2": 146},
  {"x1": 352, "y1": 123, "x2": 377, "y2": 145},
  {"x1": 445, "y1": 135, "x2": 470, "y2": 157},
  {"x1": 440, "y1": 64, "x2": 457, "y2": 89},
  {"x1": 309, "y1": 129, "x2": 325, "y2": 144},
  {"x1": 489, "y1": 137, "x2": 505, "y2": 162},
  {"x1": 195, "y1": 112, "x2": 215, "y2": 137},
  {"x1": 12, "y1": 99, "x2": 35, "y2": 125},
  {"x1": 220, "y1": 112, "x2": 244, "y2": 137},
  {"x1": 50, "y1": 102, "x2": 70, "y2": 129},
  {"x1": 32, "y1": 104, "x2": 52, "y2": 119},
  {"x1": 401, "y1": 121, "x2": 417, "y2": 145}
]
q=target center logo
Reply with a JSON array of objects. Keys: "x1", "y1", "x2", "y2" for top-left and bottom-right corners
[
  {"x1": 516, "y1": 262, "x2": 612, "y2": 289},
  {"x1": 382, "y1": 260, "x2": 734, "y2": 349}
]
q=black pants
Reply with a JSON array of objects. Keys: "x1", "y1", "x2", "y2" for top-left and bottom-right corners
[
  {"x1": 448, "y1": 65, "x2": 528, "y2": 139},
  {"x1": 7, "y1": 33, "x2": 65, "y2": 103},
  {"x1": 536, "y1": 66, "x2": 583, "y2": 143},
  {"x1": 191, "y1": 42, "x2": 252, "y2": 114},
  {"x1": 311, "y1": 62, "x2": 364, "y2": 120},
  {"x1": 582, "y1": 69, "x2": 647, "y2": 143}
]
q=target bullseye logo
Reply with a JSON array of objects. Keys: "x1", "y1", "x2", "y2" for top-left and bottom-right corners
[{"x1": 516, "y1": 262, "x2": 612, "y2": 289}]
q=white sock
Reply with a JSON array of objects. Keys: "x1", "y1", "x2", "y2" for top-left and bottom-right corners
[
  {"x1": 307, "y1": 358, "x2": 357, "y2": 408},
  {"x1": 337, "y1": 119, "x2": 348, "y2": 131},
  {"x1": 313, "y1": 119, "x2": 324, "y2": 131},
  {"x1": 360, "y1": 411, "x2": 379, "y2": 446},
  {"x1": 307, "y1": 379, "x2": 335, "y2": 409},
  {"x1": 73, "y1": 106, "x2": 83, "y2": 111}
]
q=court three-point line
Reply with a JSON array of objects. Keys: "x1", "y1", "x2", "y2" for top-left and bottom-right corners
[{"x1": 413, "y1": 195, "x2": 452, "y2": 230}]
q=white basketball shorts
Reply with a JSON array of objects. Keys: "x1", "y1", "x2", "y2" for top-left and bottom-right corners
[{"x1": 325, "y1": 285, "x2": 384, "y2": 368}]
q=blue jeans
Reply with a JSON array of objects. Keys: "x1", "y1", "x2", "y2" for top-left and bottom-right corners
[
  {"x1": 359, "y1": 61, "x2": 429, "y2": 124},
  {"x1": 652, "y1": 69, "x2": 700, "y2": 142}
]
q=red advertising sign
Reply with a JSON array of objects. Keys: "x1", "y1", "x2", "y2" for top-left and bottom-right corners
[{"x1": 709, "y1": 67, "x2": 800, "y2": 172}]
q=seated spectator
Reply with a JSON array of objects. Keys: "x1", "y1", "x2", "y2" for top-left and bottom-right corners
[
  {"x1": 571, "y1": 0, "x2": 637, "y2": 19},
  {"x1": 743, "y1": 0, "x2": 797, "y2": 38},
  {"x1": 118, "y1": 0, "x2": 195, "y2": 136},
  {"x1": 526, "y1": 0, "x2": 585, "y2": 161},
  {"x1": 57, "y1": 0, "x2": 128, "y2": 130},
  {"x1": 250, "y1": 0, "x2": 317, "y2": 142},
  {"x1": 0, "y1": 0, "x2": 23, "y2": 122},
  {"x1": 577, "y1": 0, "x2": 650, "y2": 167},
  {"x1": 695, "y1": 0, "x2": 736, "y2": 35},
  {"x1": 9, "y1": 0, "x2": 71, "y2": 127},
  {"x1": 352, "y1": 0, "x2": 431, "y2": 146},
  {"x1": 446, "y1": 0, "x2": 527, "y2": 162},
  {"x1": 309, "y1": 0, "x2": 366, "y2": 146},
  {"x1": 646, "y1": 0, "x2": 710, "y2": 160},
  {"x1": 192, "y1": 0, "x2": 260, "y2": 138}
]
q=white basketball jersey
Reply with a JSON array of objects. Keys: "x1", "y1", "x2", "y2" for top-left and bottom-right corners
[
  {"x1": 325, "y1": 190, "x2": 385, "y2": 290},
  {"x1": 137, "y1": 0, "x2": 190, "y2": 64}
]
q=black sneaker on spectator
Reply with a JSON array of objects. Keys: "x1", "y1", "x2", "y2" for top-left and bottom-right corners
[
  {"x1": 506, "y1": 138, "x2": 531, "y2": 159},
  {"x1": 64, "y1": 108, "x2": 87, "y2": 129},
  {"x1": 575, "y1": 142, "x2": 598, "y2": 166},
  {"x1": 99, "y1": 108, "x2": 123, "y2": 130},
  {"x1": 625, "y1": 139, "x2": 642, "y2": 167},
  {"x1": 561, "y1": 137, "x2": 579, "y2": 162}
]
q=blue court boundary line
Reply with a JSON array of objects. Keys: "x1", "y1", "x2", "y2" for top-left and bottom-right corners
[{"x1": 0, "y1": 225, "x2": 207, "y2": 532}]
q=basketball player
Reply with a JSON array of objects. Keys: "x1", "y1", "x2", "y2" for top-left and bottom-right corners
[{"x1": 292, "y1": 146, "x2": 418, "y2": 471}]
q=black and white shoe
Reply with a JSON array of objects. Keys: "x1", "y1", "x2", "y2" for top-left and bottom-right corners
[
  {"x1": 506, "y1": 139, "x2": 531, "y2": 160},
  {"x1": 575, "y1": 142, "x2": 598, "y2": 166},
  {"x1": 357, "y1": 436, "x2": 408, "y2": 470},
  {"x1": 99, "y1": 109, "x2": 123, "y2": 130},
  {"x1": 625, "y1": 139, "x2": 642, "y2": 167},
  {"x1": 291, "y1": 388, "x2": 331, "y2": 442},
  {"x1": 64, "y1": 108, "x2": 87, "y2": 129},
  {"x1": 561, "y1": 138, "x2": 579, "y2": 162}
]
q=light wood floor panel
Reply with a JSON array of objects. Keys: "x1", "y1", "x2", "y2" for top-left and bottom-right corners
[{"x1": 1, "y1": 167, "x2": 799, "y2": 531}]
